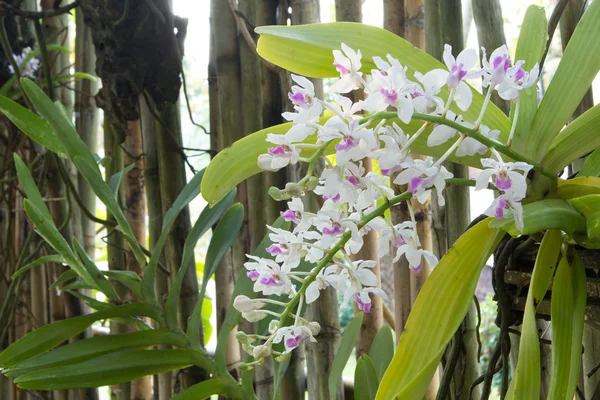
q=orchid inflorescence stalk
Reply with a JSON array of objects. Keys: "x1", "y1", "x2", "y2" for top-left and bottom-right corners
[{"x1": 234, "y1": 43, "x2": 541, "y2": 368}]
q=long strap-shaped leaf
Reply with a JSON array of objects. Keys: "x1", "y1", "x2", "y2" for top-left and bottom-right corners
[
  {"x1": 329, "y1": 312, "x2": 364, "y2": 400},
  {"x1": 14, "y1": 349, "x2": 214, "y2": 390},
  {"x1": 509, "y1": 5, "x2": 547, "y2": 153},
  {"x1": 186, "y1": 203, "x2": 244, "y2": 349},
  {"x1": 376, "y1": 219, "x2": 503, "y2": 400},
  {"x1": 507, "y1": 229, "x2": 563, "y2": 399},
  {"x1": 171, "y1": 377, "x2": 245, "y2": 400},
  {"x1": 0, "y1": 302, "x2": 162, "y2": 368},
  {"x1": 548, "y1": 247, "x2": 586, "y2": 400},
  {"x1": 525, "y1": 0, "x2": 600, "y2": 161}
]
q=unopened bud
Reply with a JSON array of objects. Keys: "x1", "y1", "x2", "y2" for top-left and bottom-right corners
[
  {"x1": 284, "y1": 182, "x2": 304, "y2": 198},
  {"x1": 236, "y1": 331, "x2": 256, "y2": 345},
  {"x1": 242, "y1": 310, "x2": 267, "y2": 322},
  {"x1": 268, "y1": 319, "x2": 279, "y2": 334},
  {"x1": 275, "y1": 352, "x2": 291, "y2": 363},
  {"x1": 233, "y1": 295, "x2": 256, "y2": 313},
  {"x1": 305, "y1": 176, "x2": 319, "y2": 191},
  {"x1": 239, "y1": 362, "x2": 254, "y2": 371},
  {"x1": 252, "y1": 344, "x2": 272, "y2": 359},
  {"x1": 269, "y1": 186, "x2": 291, "y2": 201},
  {"x1": 308, "y1": 321, "x2": 321, "y2": 336}
]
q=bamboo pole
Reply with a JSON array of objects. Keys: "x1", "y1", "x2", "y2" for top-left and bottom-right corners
[
  {"x1": 471, "y1": 0, "x2": 509, "y2": 114},
  {"x1": 104, "y1": 119, "x2": 131, "y2": 400},
  {"x1": 75, "y1": 6, "x2": 100, "y2": 257}
]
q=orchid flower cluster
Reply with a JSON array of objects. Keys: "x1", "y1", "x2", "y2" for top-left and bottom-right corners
[{"x1": 234, "y1": 43, "x2": 539, "y2": 367}]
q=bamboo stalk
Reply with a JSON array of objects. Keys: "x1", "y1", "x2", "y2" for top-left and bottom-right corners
[
  {"x1": 471, "y1": 0, "x2": 509, "y2": 114},
  {"x1": 75, "y1": 6, "x2": 100, "y2": 257},
  {"x1": 210, "y1": 0, "x2": 245, "y2": 390},
  {"x1": 104, "y1": 118, "x2": 131, "y2": 400}
]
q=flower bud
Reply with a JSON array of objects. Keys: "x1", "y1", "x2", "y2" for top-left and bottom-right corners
[
  {"x1": 268, "y1": 186, "x2": 291, "y2": 201},
  {"x1": 242, "y1": 310, "x2": 267, "y2": 322},
  {"x1": 242, "y1": 343, "x2": 254, "y2": 355},
  {"x1": 268, "y1": 319, "x2": 279, "y2": 334},
  {"x1": 284, "y1": 182, "x2": 304, "y2": 198},
  {"x1": 236, "y1": 331, "x2": 256, "y2": 345},
  {"x1": 308, "y1": 321, "x2": 321, "y2": 336},
  {"x1": 233, "y1": 295, "x2": 261, "y2": 313},
  {"x1": 252, "y1": 344, "x2": 272, "y2": 359},
  {"x1": 305, "y1": 176, "x2": 319, "y2": 191},
  {"x1": 275, "y1": 352, "x2": 291, "y2": 363},
  {"x1": 239, "y1": 362, "x2": 254, "y2": 371}
]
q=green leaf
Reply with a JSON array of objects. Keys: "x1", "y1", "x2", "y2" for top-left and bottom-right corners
[
  {"x1": 549, "y1": 177, "x2": 600, "y2": 200},
  {"x1": 53, "y1": 72, "x2": 97, "y2": 83},
  {"x1": 14, "y1": 349, "x2": 214, "y2": 390},
  {"x1": 23, "y1": 199, "x2": 96, "y2": 288},
  {"x1": 355, "y1": 355, "x2": 379, "y2": 400},
  {"x1": 488, "y1": 199, "x2": 586, "y2": 236},
  {"x1": 142, "y1": 169, "x2": 204, "y2": 306},
  {"x1": 509, "y1": 6, "x2": 547, "y2": 152},
  {"x1": 368, "y1": 325, "x2": 394, "y2": 381},
  {"x1": 256, "y1": 22, "x2": 510, "y2": 130},
  {"x1": 4, "y1": 330, "x2": 188, "y2": 378},
  {"x1": 171, "y1": 377, "x2": 245, "y2": 400},
  {"x1": 13, "y1": 154, "x2": 52, "y2": 221},
  {"x1": 72, "y1": 238, "x2": 119, "y2": 299},
  {"x1": 543, "y1": 104, "x2": 600, "y2": 174},
  {"x1": 165, "y1": 187, "x2": 236, "y2": 329},
  {"x1": 0, "y1": 303, "x2": 162, "y2": 368},
  {"x1": 376, "y1": 219, "x2": 503, "y2": 400},
  {"x1": 214, "y1": 217, "x2": 290, "y2": 375},
  {"x1": 548, "y1": 247, "x2": 586, "y2": 400},
  {"x1": 202, "y1": 118, "x2": 494, "y2": 205},
  {"x1": 202, "y1": 298, "x2": 213, "y2": 346},
  {"x1": 49, "y1": 269, "x2": 78, "y2": 290},
  {"x1": 11, "y1": 255, "x2": 65, "y2": 280},
  {"x1": 568, "y1": 194, "x2": 600, "y2": 240},
  {"x1": 102, "y1": 270, "x2": 143, "y2": 300},
  {"x1": 0, "y1": 97, "x2": 66, "y2": 156},
  {"x1": 21, "y1": 78, "x2": 98, "y2": 169},
  {"x1": 525, "y1": 0, "x2": 600, "y2": 161},
  {"x1": 508, "y1": 229, "x2": 562, "y2": 400},
  {"x1": 187, "y1": 203, "x2": 244, "y2": 349},
  {"x1": 108, "y1": 163, "x2": 136, "y2": 199},
  {"x1": 579, "y1": 148, "x2": 600, "y2": 177},
  {"x1": 329, "y1": 312, "x2": 364, "y2": 400}
]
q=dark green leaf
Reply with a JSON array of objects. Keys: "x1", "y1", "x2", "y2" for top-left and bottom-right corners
[
  {"x1": 73, "y1": 238, "x2": 119, "y2": 299},
  {"x1": 13, "y1": 154, "x2": 52, "y2": 220},
  {"x1": 102, "y1": 270, "x2": 143, "y2": 300},
  {"x1": 0, "y1": 303, "x2": 162, "y2": 368},
  {"x1": 368, "y1": 325, "x2": 394, "y2": 381},
  {"x1": 14, "y1": 349, "x2": 214, "y2": 390},
  {"x1": 171, "y1": 377, "x2": 245, "y2": 400},
  {"x1": 187, "y1": 203, "x2": 244, "y2": 349},
  {"x1": 355, "y1": 355, "x2": 379, "y2": 400},
  {"x1": 579, "y1": 148, "x2": 600, "y2": 177},
  {"x1": 108, "y1": 163, "x2": 135, "y2": 199},
  {"x1": 12, "y1": 255, "x2": 65, "y2": 279},
  {"x1": 329, "y1": 312, "x2": 364, "y2": 400}
]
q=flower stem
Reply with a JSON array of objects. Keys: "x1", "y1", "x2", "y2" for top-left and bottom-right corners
[
  {"x1": 276, "y1": 191, "x2": 413, "y2": 330},
  {"x1": 359, "y1": 112, "x2": 556, "y2": 179},
  {"x1": 433, "y1": 134, "x2": 465, "y2": 168},
  {"x1": 506, "y1": 97, "x2": 520, "y2": 148},
  {"x1": 474, "y1": 87, "x2": 494, "y2": 129}
]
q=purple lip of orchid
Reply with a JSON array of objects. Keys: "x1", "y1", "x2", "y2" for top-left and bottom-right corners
[
  {"x1": 514, "y1": 67, "x2": 526, "y2": 82},
  {"x1": 353, "y1": 294, "x2": 372, "y2": 313},
  {"x1": 412, "y1": 263, "x2": 423, "y2": 274},
  {"x1": 493, "y1": 54, "x2": 511, "y2": 72},
  {"x1": 322, "y1": 223, "x2": 343, "y2": 236},
  {"x1": 259, "y1": 276, "x2": 280, "y2": 286},
  {"x1": 285, "y1": 334, "x2": 304, "y2": 349},
  {"x1": 246, "y1": 271, "x2": 260, "y2": 280},
  {"x1": 288, "y1": 91, "x2": 310, "y2": 108},
  {"x1": 346, "y1": 175, "x2": 359, "y2": 186},
  {"x1": 380, "y1": 168, "x2": 391, "y2": 176},
  {"x1": 495, "y1": 176, "x2": 512, "y2": 190},
  {"x1": 266, "y1": 245, "x2": 288, "y2": 256},
  {"x1": 334, "y1": 62, "x2": 350, "y2": 76},
  {"x1": 392, "y1": 235, "x2": 406, "y2": 248},
  {"x1": 450, "y1": 63, "x2": 467, "y2": 80},
  {"x1": 268, "y1": 145, "x2": 290, "y2": 157},
  {"x1": 380, "y1": 87, "x2": 399, "y2": 105},
  {"x1": 409, "y1": 176, "x2": 426, "y2": 194},
  {"x1": 412, "y1": 91, "x2": 423, "y2": 98},
  {"x1": 280, "y1": 209, "x2": 301, "y2": 223},
  {"x1": 495, "y1": 196, "x2": 509, "y2": 219},
  {"x1": 335, "y1": 136, "x2": 358, "y2": 151},
  {"x1": 323, "y1": 193, "x2": 341, "y2": 202}
]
